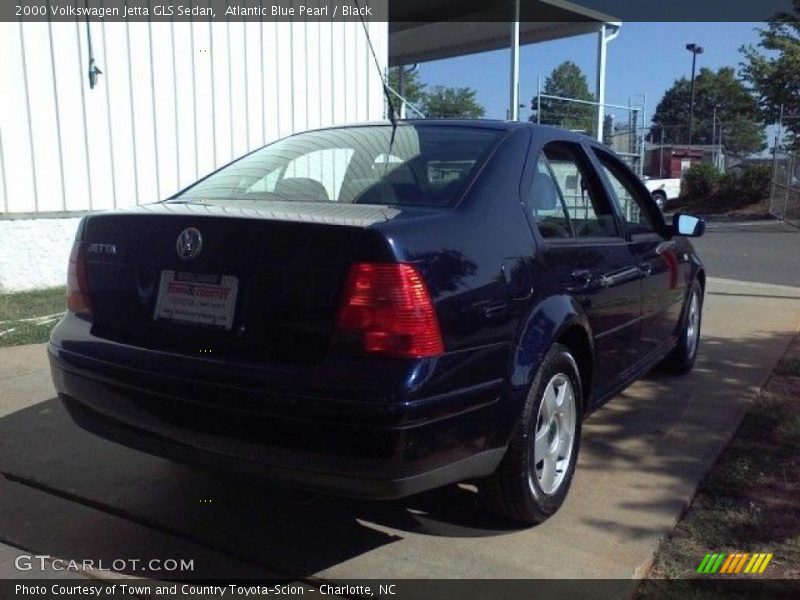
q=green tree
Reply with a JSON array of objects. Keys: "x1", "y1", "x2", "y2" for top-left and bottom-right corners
[
  {"x1": 741, "y1": 1, "x2": 800, "y2": 148},
  {"x1": 387, "y1": 66, "x2": 426, "y2": 108},
  {"x1": 650, "y1": 67, "x2": 765, "y2": 154},
  {"x1": 531, "y1": 61, "x2": 596, "y2": 132},
  {"x1": 420, "y1": 85, "x2": 485, "y2": 119},
  {"x1": 387, "y1": 68, "x2": 484, "y2": 119}
]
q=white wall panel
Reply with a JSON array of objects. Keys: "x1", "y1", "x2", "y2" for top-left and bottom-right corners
[
  {"x1": 194, "y1": 22, "x2": 215, "y2": 178},
  {"x1": 229, "y1": 21, "x2": 249, "y2": 160},
  {"x1": 103, "y1": 22, "x2": 138, "y2": 208},
  {"x1": 0, "y1": 19, "x2": 388, "y2": 218},
  {"x1": 151, "y1": 21, "x2": 180, "y2": 197},
  {"x1": 128, "y1": 23, "x2": 160, "y2": 204},
  {"x1": 51, "y1": 23, "x2": 91, "y2": 212},
  {"x1": 245, "y1": 22, "x2": 264, "y2": 149},
  {"x1": 0, "y1": 23, "x2": 36, "y2": 213},
  {"x1": 83, "y1": 21, "x2": 115, "y2": 211},
  {"x1": 24, "y1": 23, "x2": 64, "y2": 212},
  {"x1": 172, "y1": 22, "x2": 197, "y2": 187}
]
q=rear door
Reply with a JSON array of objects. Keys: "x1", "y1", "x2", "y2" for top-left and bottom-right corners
[
  {"x1": 590, "y1": 147, "x2": 687, "y2": 360},
  {"x1": 526, "y1": 141, "x2": 642, "y2": 400}
]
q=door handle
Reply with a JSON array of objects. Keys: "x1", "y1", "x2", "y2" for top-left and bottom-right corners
[
  {"x1": 570, "y1": 269, "x2": 592, "y2": 284},
  {"x1": 568, "y1": 269, "x2": 595, "y2": 292},
  {"x1": 480, "y1": 300, "x2": 508, "y2": 319}
]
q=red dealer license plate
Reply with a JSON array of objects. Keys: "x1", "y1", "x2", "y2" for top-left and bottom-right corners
[{"x1": 154, "y1": 271, "x2": 239, "y2": 330}]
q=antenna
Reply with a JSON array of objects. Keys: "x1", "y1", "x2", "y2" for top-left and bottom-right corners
[{"x1": 353, "y1": 0, "x2": 398, "y2": 127}]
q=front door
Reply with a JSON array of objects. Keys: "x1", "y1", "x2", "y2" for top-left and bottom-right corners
[{"x1": 591, "y1": 147, "x2": 688, "y2": 360}]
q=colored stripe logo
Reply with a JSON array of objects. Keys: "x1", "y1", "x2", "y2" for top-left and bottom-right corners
[{"x1": 697, "y1": 552, "x2": 773, "y2": 574}]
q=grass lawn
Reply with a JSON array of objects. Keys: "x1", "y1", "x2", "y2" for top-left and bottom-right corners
[
  {"x1": 0, "y1": 287, "x2": 66, "y2": 347},
  {"x1": 636, "y1": 336, "x2": 800, "y2": 598}
]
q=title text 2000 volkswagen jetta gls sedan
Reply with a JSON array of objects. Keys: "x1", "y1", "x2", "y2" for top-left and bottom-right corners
[{"x1": 49, "y1": 121, "x2": 705, "y2": 524}]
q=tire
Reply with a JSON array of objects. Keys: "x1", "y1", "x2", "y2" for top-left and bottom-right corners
[
  {"x1": 479, "y1": 343, "x2": 583, "y2": 524},
  {"x1": 652, "y1": 191, "x2": 666, "y2": 211},
  {"x1": 661, "y1": 281, "x2": 703, "y2": 374}
]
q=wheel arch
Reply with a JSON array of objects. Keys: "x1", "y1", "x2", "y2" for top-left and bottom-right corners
[
  {"x1": 508, "y1": 294, "x2": 594, "y2": 409},
  {"x1": 554, "y1": 324, "x2": 594, "y2": 413},
  {"x1": 696, "y1": 267, "x2": 706, "y2": 295}
]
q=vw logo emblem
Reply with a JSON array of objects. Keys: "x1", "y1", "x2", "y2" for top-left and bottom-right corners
[{"x1": 176, "y1": 227, "x2": 203, "y2": 260}]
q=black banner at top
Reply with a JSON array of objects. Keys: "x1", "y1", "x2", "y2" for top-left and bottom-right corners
[
  {"x1": 2, "y1": 0, "x2": 797, "y2": 22},
  {"x1": 5, "y1": 0, "x2": 388, "y2": 22}
]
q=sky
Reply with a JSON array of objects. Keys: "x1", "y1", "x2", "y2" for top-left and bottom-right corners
[{"x1": 413, "y1": 22, "x2": 764, "y2": 127}]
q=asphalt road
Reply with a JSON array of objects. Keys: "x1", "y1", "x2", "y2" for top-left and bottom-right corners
[
  {"x1": 693, "y1": 218, "x2": 800, "y2": 287},
  {"x1": 0, "y1": 219, "x2": 799, "y2": 591}
]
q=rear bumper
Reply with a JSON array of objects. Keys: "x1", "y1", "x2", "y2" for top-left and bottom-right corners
[{"x1": 49, "y1": 340, "x2": 505, "y2": 499}]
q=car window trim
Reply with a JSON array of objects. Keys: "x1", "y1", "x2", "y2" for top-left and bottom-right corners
[
  {"x1": 589, "y1": 145, "x2": 668, "y2": 239},
  {"x1": 542, "y1": 236, "x2": 629, "y2": 248},
  {"x1": 526, "y1": 140, "x2": 624, "y2": 247},
  {"x1": 535, "y1": 155, "x2": 577, "y2": 238}
]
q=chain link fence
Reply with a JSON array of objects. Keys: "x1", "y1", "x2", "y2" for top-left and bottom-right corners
[
  {"x1": 770, "y1": 151, "x2": 800, "y2": 228},
  {"x1": 531, "y1": 93, "x2": 646, "y2": 176}
]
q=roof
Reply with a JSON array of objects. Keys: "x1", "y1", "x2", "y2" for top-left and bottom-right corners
[
  {"x1": 389, "y1": 0, "x2": 620, "y2": 66},
  {"x1": 300, "y1": 119, "x2": 605, "y2": 147}
]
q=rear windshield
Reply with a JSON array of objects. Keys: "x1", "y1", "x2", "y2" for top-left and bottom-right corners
[{"x1": 173, "y1": 125, "x2": 505, "y2": 207}]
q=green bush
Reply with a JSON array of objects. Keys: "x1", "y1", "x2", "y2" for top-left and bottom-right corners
[
  {"x1": 735, "y1": 164, "x2": 771, "y2": 201},
  {"x1": 715, "y1": 164, "x2": 771, "y2": 206},
  {"x1": 679, "y1": 163, "x2": 771, "y2": 212},
  {"x1": 718, "y1": 171, "x2": 739, "y2": 200},
  {"x1": 681, "y1": 163, "x2": 721, "y2": 199}
]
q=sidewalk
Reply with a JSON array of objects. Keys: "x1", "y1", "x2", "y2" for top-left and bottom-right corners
[
  {"x1": 0, "y1": 277, "x2": 798, "y2": 585},
  {"x1": 0, "y1": 343, "x2": 53, "y2": 418}
]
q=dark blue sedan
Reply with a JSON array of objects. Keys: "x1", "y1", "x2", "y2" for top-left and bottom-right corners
[{"x1": 49, "y1": 121, "x2": 705, "y2": 524}]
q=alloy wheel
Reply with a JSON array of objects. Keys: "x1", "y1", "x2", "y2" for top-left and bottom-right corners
[
  {"x1": 530, "y1": 373, "x2": 577, "y2": 495},
  {"x1": 686, "y1": 291, "x2": 700, "y2": 359}
]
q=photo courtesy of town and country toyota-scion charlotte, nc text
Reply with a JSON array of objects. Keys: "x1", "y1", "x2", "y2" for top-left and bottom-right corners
[
  {"x1": 11, "y1": 0, "x2": 384, "y2": 20},
  {"x1": 14, "y1": 583, "x2": 397, "y2": 597}
]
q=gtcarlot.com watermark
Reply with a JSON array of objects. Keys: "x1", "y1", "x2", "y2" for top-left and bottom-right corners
[{"x1": 14, "y1": 553, "x2": 195, "y2": 573}]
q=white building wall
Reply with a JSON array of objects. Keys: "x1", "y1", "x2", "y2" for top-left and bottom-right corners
[{"x1": 0, "y1": 19, "x2": 388, "y2": 292}]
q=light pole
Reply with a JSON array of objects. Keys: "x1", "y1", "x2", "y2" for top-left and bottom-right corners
[
  {"x1": 686, "y1": 43, "x2": 704, "y2": 148},
  {"x1": 712, "y1": 105, "x2": 719, "y2": 169}
]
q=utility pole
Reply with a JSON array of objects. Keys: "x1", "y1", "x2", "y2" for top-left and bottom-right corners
[
  {"x1": 686, "y1": 43, "x2": 704, "y2": 148},
  {"x1": 712, "y1": 105, "x2": 717, "y2": 169},
  {"x1": 397, "y1": 66, "x2": 406, "y2": 119},
  {"x1": 508, "y1": 0, "x2": 520, "y2": 121}
]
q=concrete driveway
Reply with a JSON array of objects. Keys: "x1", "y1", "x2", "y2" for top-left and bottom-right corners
[{"x1": 1, "y1": 220, "x2": 798, "y2": 588}]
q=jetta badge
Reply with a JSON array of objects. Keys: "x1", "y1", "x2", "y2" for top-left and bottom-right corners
[{"x1": 176, "y1": 227, "x2": 203, "y2": 260}]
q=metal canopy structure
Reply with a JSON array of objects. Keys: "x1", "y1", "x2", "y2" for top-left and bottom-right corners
[{"x1": 388, "y1": 0, "x2": 621, "y2": 138}]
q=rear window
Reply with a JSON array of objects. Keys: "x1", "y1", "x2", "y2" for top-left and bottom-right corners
[{"x1": 174, "y1": 125, "x2": 505, "y2": 207}]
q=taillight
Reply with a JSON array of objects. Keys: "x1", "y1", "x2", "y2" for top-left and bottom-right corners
[
  {"x1": 67, "y1": 241, "x2": 93, "y2": 316},
  {"x1": 334, "y1": 263, "x2": 444, "y2": 358}
]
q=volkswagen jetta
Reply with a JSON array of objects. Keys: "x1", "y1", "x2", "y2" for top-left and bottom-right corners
[{"x1": 49, "y1": 121, "x2": 706, "y2": 523}]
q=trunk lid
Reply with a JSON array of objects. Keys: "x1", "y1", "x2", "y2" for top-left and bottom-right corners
[{"x1": 81, "y1": 201, "x2": 397, "y2": 365}]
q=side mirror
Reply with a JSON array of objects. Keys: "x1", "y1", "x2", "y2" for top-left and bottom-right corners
[{"x1": 672, "y1": 213, "x2": 705, "y2": 238}]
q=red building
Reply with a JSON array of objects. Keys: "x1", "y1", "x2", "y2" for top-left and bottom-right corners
[{"x1": 648, "y1": 146, "x2": 705, "y2": 179}]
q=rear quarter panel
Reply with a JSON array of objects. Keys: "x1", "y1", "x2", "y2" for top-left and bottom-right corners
[{"x1": 374, "y1": 126, "x2": 595, "y2": 450}]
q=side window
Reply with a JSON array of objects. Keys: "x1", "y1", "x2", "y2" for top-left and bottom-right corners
[
  {"x1": 540, "y1": 143, "x2": 619, "y2": 239},
  {"x1": 526, "y1": 157, "x2": 574, "y2": 239},
  {"x1": 594, "y1": 150, "x2": 655, "y2": 235}
]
